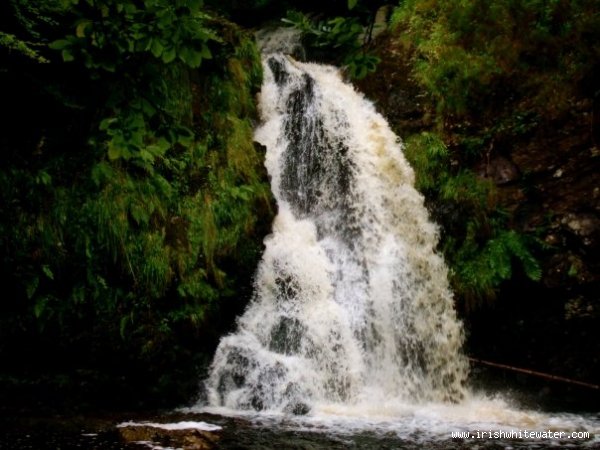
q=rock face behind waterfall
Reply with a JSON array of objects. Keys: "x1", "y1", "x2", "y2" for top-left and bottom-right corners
[{"x1": 204, "y1": 50, "x2": 468, "y2": 413}]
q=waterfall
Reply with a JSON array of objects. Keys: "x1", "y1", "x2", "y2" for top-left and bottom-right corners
[{"x1": 204, "y1": 35, "x2": 468, "y2": 415}]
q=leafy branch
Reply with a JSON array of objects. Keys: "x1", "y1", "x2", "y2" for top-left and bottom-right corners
[{"x1": 282, "y1": 10, "x2": 380, "y2": 79}]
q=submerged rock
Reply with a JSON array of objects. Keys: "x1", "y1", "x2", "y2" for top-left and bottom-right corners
[{"x1": 284, "y1": 401, "x2": 311, "y2": 416}]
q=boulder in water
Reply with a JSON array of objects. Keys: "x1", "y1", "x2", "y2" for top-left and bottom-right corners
[{"x1": 117, "y1": 421, "x2": 221, "y2": 450}]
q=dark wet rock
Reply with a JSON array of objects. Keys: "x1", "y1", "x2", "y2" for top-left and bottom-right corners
[
  {"x1": 545, "y1": 252, "x2": 585, "y2": 287},
  {"x1": 373, "y1": 6, "x2": 392, "y2": 34},
  {"x1": 253, "y1": 140, "x2": 267, "y2": 154},
  {"x1": 269, "y1": 316, "x2": 305, "y2": 354},
  {"x1": 564, "y1": 212, "x2": 600, "y2": 245},
  {"x1": 284, "y1": 401, "x2": 311, "y2": 415},
  {"x1": 118, "y1": 423, "x2": 221, "y2": 450},
  {"x1": 355, "y1": 34, "x2": 432, "y2": 138},
  {"x1": 564, "y1": 296, "x2": 599, "y2": 320},
  {"x1": 477, "y1": 155, "x2": 521, "y2": 185},
  {"x1": 267, "y1": 56, "x2": 289, "y2": 86}
]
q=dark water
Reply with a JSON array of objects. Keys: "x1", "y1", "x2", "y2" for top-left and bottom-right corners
[{"x1": 1, "y1": 408, "x2": 599, "y2": 450}]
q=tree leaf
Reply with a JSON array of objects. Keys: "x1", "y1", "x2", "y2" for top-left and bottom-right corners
[
  {"x1": 120, "y1": 315, "x2": 129, "y2": 339},
  {"x1": 75, "y1": 21, "x2": 90, "y2": 38},
  {"x1": 42, "y1": 265, "x2": 54, "y2": 280},
  {"x1": 62, "y1": 49, "x2": 75, "y2": 62},
  {"x1": 26, "y1": 277, "x2": 39, "y2": 299},
  {"x1": 187, "y1": 50, "x2": 202, "y2": 68},
  {"x1": 33, "y1": 297, "x2": 48, "y2": 319},
  {"x1": 107, "y1": 142, "x2": 122, "y2": 160},
  {"x1": 150, "y1": 39, "x2": 163, "y2": 58},
  {"x1": 99, "y1": 117, "x2": 117, "y2": 131},
  {"x1": 49, "y1": 39, "x2": 69, "y2": 50},
  {"x1": 162, "y1": 47, "x2": 176, "y2": 63},
  {"x1": 199, "y1": 43, "x2": 212, "y2": 60}
]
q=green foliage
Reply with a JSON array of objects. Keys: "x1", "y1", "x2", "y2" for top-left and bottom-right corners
[
  {"x1": 404, "y1": 132, "x2": 541, "y2": 307},
  {"x1": 52, "y1": 0, "x2": 218, "y2": 70},
  {"x1": 0, "y1": 0, "x2": 66, "y2": 62},
  {"x1": 344, "y1": 49, "x2": 380, "y2": 80},
  {"x1": 387, "y1": 0, "x2": 600, "y2": 307},
  {"x1": 393, "y1": 0, "x2": 600, "y2": 121},
  {"x1": 283, "y1": 10, "x2": 381, "y2": 79},
  {"x1": 0, "y1": 31, "x2": 49, "y2": 62},
  {"x1": 404, "y1": 133, "x2": 492, "y2": 207},
  {"x1": 392, "y1": 0, "x2": 500, "y2": 116},
  {"x1": 451, "y1": 228, "x2": 542, "y2": 304},
  {"x1": 0, "y1": 0, "x2": 269, "y2": 405}
]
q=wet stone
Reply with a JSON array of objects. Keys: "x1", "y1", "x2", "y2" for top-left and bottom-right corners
[
  {"x1": 118, "y1": 423, "x2": 221, "y2": 450},
  {"x1": 285, "y1": 401, "x2": 311, "y2": 415},
  {"x1": 269, "y1": 316, "x2": 305, "y2": 355}
]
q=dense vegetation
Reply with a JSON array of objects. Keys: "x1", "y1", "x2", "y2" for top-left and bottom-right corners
[
  {"x1": 390, "y1": 0, "x2": 599, "y2": 307},
  {"x1": 0, "y1": 0, "x2": 271, "y2": 408},
  {"x1": 281, "y1": 3, "x2": 383, "y2": 79}
]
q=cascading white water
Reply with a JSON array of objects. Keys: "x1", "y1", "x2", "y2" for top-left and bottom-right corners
[
  {"x1": 204, "y1": 36, "x2": 468, "y2": 415},
  {"x1": 196, "y1": 32, "x2": 600, "y2": 447}
]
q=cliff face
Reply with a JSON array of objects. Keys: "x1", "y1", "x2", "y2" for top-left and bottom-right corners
[{"x1": 358, "y1": 30, "x2": 599, "y2": 405}]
